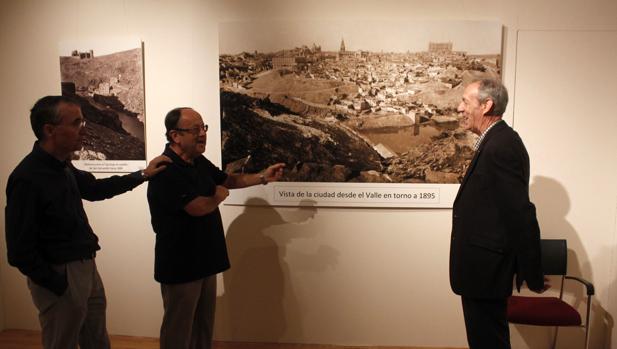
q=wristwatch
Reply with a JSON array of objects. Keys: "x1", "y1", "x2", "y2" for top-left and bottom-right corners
[
  {"x1": 259, "y1": 174, "x2": 267, "y2": 185},
  {"x1": 140, "y1": 170, "x2": 149, "y2": 181}
]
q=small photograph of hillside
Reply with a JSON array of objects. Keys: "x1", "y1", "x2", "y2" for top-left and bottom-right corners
[
  {"x1": 60, "y1": 44, "x2": 146, "y2": 165},
  {"x1": 219, "y1": 21, "x2": 502, "y2": 184}
]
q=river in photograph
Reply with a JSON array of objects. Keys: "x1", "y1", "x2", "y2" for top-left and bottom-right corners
[
  {"x1": 361, "y1": 122, "x2": 458, "y2": 155},
  {"x1": 118, "y1": 112, "x2": 144, "y2": 141}
]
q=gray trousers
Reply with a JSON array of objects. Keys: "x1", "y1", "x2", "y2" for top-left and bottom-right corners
[
  {"x1": 160, "y1": 275, "x2": 217, "y2": 349},
  {"x1": 27, "y1": 258, "x2": 110, "y2": 349}
]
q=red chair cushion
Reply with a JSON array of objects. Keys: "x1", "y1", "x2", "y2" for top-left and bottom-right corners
[{"x1": 507, "y1": 296, "x2": 582, "y2": 326}]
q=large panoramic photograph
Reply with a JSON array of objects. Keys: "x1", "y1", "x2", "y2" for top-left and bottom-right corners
[
  {"x1": 219, "y1": 21, "x2": 502, "y2": 207},
  {"x1": 59, "y1": 37, "x2": 146, "y2": 172}
]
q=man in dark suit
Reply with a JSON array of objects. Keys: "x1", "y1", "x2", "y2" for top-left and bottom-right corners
[{"x1": 450, "y1": 79, "x2": 546, "y2": 349}]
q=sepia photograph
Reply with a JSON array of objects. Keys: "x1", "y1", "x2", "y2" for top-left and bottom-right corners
[
  {"x1": 59, "y1": 37, "x2": 146, "y2": 172},
  {"x1": 220, "y1": 21, "x2": 502, "y2": 187}
]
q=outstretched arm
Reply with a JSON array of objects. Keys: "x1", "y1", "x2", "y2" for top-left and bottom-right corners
[
  {"x1": 224, "y1": 162, "x2": 285, "y2": 189},
  {"x1": 77, "y1": 155, "x2": 171, "y2": 201}
]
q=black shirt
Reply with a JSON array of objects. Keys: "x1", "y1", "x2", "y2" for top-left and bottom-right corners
[
  {"x1": 147, "y1": 145, "x2": 230, "y2": 284},
  {"x1": 5, "y1": 142, "x2": 145, "y2": 295}
]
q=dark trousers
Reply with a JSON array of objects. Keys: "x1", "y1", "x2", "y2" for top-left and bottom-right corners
[
  {"x1": 27, "y1": 259, "x2": 110, "y2": 349},
  {"x1": 461, "y1": 296, "x2": 511, "y2": 349},
  {"x1": 160, "y1": 275, "x2": 217, "y2": 349}
]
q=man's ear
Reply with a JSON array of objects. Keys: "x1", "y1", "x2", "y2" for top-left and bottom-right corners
[
  {"x1": 42, "y1": 123, "x2": 55, "y2": 139},
  {"x1": 482, "y1": 99, "x2": 494, "y2": 116},
  {"x1": 169, "y1": 130, "x2": 180, "y2": 144}
]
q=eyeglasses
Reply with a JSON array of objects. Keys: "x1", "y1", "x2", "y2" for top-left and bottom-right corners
[
  {"x1": 73, "y1": 119, "x2": 87, "y2": 128},
  {"x1": 174, "y1": 124, "x2": 208, "y2": 135},
  {"x1": 52, "y1": 119, "x2": 86, "y2": 129}
]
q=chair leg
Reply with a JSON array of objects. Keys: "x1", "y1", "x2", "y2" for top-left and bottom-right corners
[
  {"x1": 551, "y1": 326, "x2": 559, "y2": 349},
  {"x1": 583, "y1": 294, "x2": 591, "y2": 349},
  {"x1": 584, "y1": 320, "x2": 591, "y2": 349}
]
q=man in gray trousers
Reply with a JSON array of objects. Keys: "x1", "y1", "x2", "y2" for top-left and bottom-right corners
[{"x1": 5, "y1": 95, "x2": 169, "y2": 349}]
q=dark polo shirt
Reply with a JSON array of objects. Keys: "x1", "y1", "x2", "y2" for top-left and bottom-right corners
[{"x1": 147, "y1": 145, "x2": 230, "y2": 284}]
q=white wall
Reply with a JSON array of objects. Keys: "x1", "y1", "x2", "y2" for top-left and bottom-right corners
[
  {"x1": 514, "y1": 29, "x2": 617, "y2": 349},
  {"x1": 0, "y1": 264, "x2": 4, "y2": 331},
  {"x1": 0, "y1": 0, "x2": 616, "y2": 348}
]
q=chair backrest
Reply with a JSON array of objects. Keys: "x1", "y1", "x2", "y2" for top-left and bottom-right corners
[{"x1": 541, "y1": 239, "x2": 567, "y2": 276}]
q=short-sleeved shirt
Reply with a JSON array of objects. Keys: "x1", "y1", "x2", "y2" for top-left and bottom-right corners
[{"x1": 146, "y1": 145, "x2": 230, "y2": 284}]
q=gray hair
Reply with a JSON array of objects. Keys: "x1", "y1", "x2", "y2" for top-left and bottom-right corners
[{"x1": 475, "y1": 79, "x2": 509, "y2": 116}]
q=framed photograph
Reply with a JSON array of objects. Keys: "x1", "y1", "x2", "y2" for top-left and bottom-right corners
[
  {"x1": 59, "y1": 37, "x2": 146, "y2": 172},
  {"x1": 219, "y1": 21, "x2": 502, "y2": 207}
]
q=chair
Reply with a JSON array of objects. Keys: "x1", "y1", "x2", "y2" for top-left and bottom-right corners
[{"x1": 507, "y1": 239, "x2": 595, "y2": 349}]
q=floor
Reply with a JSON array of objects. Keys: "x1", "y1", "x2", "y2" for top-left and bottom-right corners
[{"x1": 0, "y1": 329, "x2": 464, "y2": 349}]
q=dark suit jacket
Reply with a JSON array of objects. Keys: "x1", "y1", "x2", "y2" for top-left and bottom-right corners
[{"x1": 450, "y1": 121, "x2": 543, "y2": 299}]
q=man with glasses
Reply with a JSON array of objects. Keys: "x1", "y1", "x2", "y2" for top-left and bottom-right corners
[
  {"x1": 147, "y1": 107, "x2": 284, "y2": 349},
  {"x1": 5, "y1": 95, "x2": 170, "y2": 349}
]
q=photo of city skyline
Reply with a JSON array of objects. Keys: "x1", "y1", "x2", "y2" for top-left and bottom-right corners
[{"x1": 219, "y1": 21, "x2": 502, "y2": 185}]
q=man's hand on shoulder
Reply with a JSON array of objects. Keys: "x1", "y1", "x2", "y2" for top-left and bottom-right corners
[{"x1": 143, "y1": 155, "x2": 172, "y2": 180}]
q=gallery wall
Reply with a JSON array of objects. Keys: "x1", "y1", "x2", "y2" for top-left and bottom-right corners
[
  {"x1": 0, "y1": 0, "x2": 616, "y2": 348},
  {"x1": 513, "y1": 30, "x2": 617, "y2": 348}
]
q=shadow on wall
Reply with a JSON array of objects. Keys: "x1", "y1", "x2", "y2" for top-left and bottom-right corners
[
  {"x1": 216, "y1": 198, "x2": 326, "y2": 342},
  {"x1": 513, "y1": 176, "x2": 612, "y2": 349}
]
